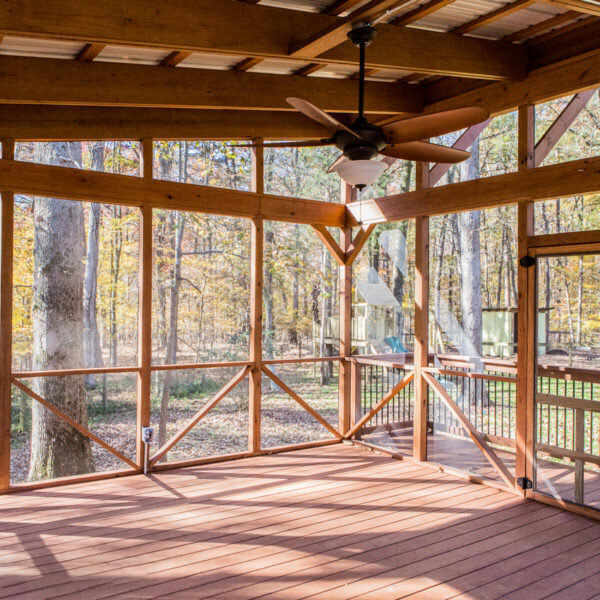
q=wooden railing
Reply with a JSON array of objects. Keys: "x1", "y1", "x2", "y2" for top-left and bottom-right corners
[{"x1": 351, "y1": 353, "x2": 600, "y2": 472}]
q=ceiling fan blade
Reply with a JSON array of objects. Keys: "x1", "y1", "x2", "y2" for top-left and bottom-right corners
[
  {"x1": 382, "y1": 107, "x2": 490, "y2": 144},
  {"x1": 381, "y1": 141, "x2": 471, "y2": 163},
  {"x1": 287, "y1": 97, "x2": 360, "y2": 139},
  {"x1": 327, "y1": 154, "x2": 348, "y2": 174},
  {"x1": 230, "y1": 139, "x2": 332, "y2": 148}
]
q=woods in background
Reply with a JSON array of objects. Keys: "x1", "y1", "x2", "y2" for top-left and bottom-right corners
[{"x1": 8, "y1": 89, "x2": 600, "y2": 480}]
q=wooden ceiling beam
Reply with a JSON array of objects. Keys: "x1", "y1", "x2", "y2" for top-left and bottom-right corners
[
  {"x1": 424, "y1": 48, "x2": 600, "y2": 117},
  {"x1": 0, "y1": 0, "x2": 527, "y2": 80},
  {"x1": 451, "y1": 0, "x2": 537, "y2": 35},
  {"x1": 346, "y1": 154, "x2": 600, "y2": 224},
  {"x1": 0, "y1": 54, "x2": 421, "y2": 113},
  {"x1": 542, "y1": 0, "x2": 600, "y2": 15},
  {"x1": 0, "y1": 105, "x2": 333, "y2": 141},
  {"x1": 0, "y1": 158, "x2": 347, "y2": 227}
]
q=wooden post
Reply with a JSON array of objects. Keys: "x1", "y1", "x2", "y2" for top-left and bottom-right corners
[
  {"x1": 574, "y1": 407, "x2": 585, "y2": 504},
  {"x1": 0, "y1": 139, "x2": 14, "y2": 490},
  {"x1": 350, "y1": 360, "x2": 362, "y2": 437},
  {"x1": 137, "y1": 139, "x2": 153, "y2": 469},
  {"x1": 516, "y1": 105, "x2": 535, "y2": 490},
  {"x1": 249, "y1": 140, "x2": 263, "y2": 452},
  {"x1": 339, "y1": 183, "x2": 354, "y2": 435},
  {"x1": 413, "y1": 163, "x2": 429, "y2": 461}
]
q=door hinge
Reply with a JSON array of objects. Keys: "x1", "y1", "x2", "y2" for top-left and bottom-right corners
[
  {"x1": 519, "y1": 256, "x2": 535, "y2": 268},
  {"x1": 517, "y1": 477, "x2": 533, "y2": 490}
]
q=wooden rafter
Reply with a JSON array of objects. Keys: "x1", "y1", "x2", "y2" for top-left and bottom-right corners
[
  {"x1": 0, "y1": 105, "x2": 332, "y2": 142},
  {"x1": 233, "y1": 57, "x2": 263, "y2": 72},
  {"x1": 344, "y1": 371, "x2": 414, "y2": 439},
  {"x1": 543, "y1": 0, "x2": 600, "y2": 15},
  {"x1": 503, "y1": 10, "x2": 582, "y2": 43},
  {"x1": 423, "y1": 373, "x2": 514, "y2": 487},
  {"x1": 0, "y1": 0, "x2": 527, "y2": 80},
  {"x1": 12, "y1": 379, "x2": 139, "y2": 470},
  {"x1": 150, "y1": 367, "x2": 250, "y2": 465},
  {"x1": 76, "y1": 42, "x2": 105, "y2": 61},
  {"x1": 235, "y1": 0, "x2": 359, "y2": 79},
  {"x1": 346, "y1": 154, "x2": 600, "y2": 224},
  {"x1": 0, "y1": 54, "x2": 420, "y2": 114},
  {"x1": 160, "y1": 51, "x2": 191, "y2": 67},
  {"x1": 451, "y1": 0, "x2": 537, "y2": 35},
  {"x1": 527, "y1": 13, "x2": 598, "y2": 45},
  {"x1": 289, "y1": 0, "x2": 413, "y2": 59},
  {"x1": 0, "y1": 158, "x2": 347, "y2": 227},
  {"x1": 262, "y1": 366, "x2": 343, "y2": 440},
  {"x1": 392, "y1": 0, "x2": 457, "y2": 25},
  {"x1": 534, "y1": 89, "x2": 597, "y2": 166}
]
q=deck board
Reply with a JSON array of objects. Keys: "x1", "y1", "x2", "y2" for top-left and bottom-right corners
[{"x1": 0, "y1": 443, "x2": 599, "y2": 599}]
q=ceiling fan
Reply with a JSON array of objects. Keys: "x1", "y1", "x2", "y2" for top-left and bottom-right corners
[{"x1": 234, "y1": 23, "x2": 489, "y2": 190}]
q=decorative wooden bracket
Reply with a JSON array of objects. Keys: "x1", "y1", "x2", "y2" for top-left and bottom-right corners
[
  {"x1": 150, "y1": 366, "x2": 250, "y2": 465},
  {"x1": 345, "y1": 224, "x2": 376, "y2": 266},
  {"x1": 344, "y1": 371, "x2": 414, "y2": 439},
  {"x1": 12, "y1": 378, "x2": 139, "y2": 470},
  {"x1": 261, "y1": 365, "x2": 343, "y2": 440},
  {"x1": 312, "y1": 224, "x2": 346, "y2": 266},
  {"x1": 312, "y1": 223, "x2": 376, "y2": 266},
  {"x1": 422, "y1": 372, "x2": 514, "y2": 487}
]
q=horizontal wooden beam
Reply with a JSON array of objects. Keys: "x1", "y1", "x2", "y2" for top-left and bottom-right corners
[
  {"x1": 0, "y1": 0, "x2": 527, "y2": 80},
  {"x1": 0, "y1": 159, "x2": 347, "y2": 228},
  {"x1": 0, "y1": 105, "x2": 333, "y2": 141},
  {"x1": 346, "y1": 155, "x2": 600, "y2": 223},
  {"x1": 425, "y1": 49, "x2": 600, "y2": 117},
  {"x1": 0, "y1": 55, "x2": 419, "y2": 114}
]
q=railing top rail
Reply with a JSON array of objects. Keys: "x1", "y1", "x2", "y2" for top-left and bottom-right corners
[{"x1": 352, "y1": 353, "x2": 600, "y2": 384}]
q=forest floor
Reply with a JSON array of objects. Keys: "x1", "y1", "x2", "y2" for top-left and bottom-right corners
[{"x1": 10, "y1": 362, "x2": 339, "y2": 484}]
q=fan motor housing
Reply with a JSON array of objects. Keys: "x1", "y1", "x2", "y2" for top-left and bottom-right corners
[{"x1": 333, "y1": 119, "x2": 387, "y2": 160}]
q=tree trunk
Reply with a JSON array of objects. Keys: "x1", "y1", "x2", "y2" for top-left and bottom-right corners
[
  {"x1": 29, "y1": 142, "x2": 95, "y2": 480},
  {"x1": 459, "y1": 138, "x2": 482, "y2": 360},
  {"x1": 83, "y1": 143, "x2": 104, "y2": 388}
]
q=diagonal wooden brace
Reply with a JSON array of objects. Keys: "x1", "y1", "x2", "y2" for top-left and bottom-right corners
[
  {"x1": 150, "y1": 366, "x2": 250, "y2": 465},
  {"x1": 262, "y1": 365, "x2": 343, "y2": 440},
  {"x1": 423, "y1": 371, "x2": 514, "y2": 487},
  {"x1": 12, "y1": 378, "x2": 139, "y2": 470},
  {"x1": 344, "y1": 371, "x2": 414, "y2": 439}
]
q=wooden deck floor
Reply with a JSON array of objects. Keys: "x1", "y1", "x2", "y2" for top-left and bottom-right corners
[{"x1": 1, "y1": 443, "x2": 600, "y2": 599}]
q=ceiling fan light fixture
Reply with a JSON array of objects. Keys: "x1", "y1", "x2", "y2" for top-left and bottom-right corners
[{"x1": 332, "y1": 159, "x2": 388, "y2": 190}]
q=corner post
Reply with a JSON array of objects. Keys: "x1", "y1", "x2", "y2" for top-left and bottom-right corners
[
  {"x1": 137, "y1": 138, "x2": 153, "y2": 469},
  {"x1": 516, "y1": 105, "x2": 535, "y2": 490},
  {"x1": 0, "y1": 139, "x2": 14, "y2": 490},
  {"x1": 413, "y1": 162, "x2": 429, "y2": 461},
  {"x1": 339, "y1": 183, "x2": 354, "y2": 435},
  {"x1": 249, "y1": 140, "x2": 264, "y2": 452}
]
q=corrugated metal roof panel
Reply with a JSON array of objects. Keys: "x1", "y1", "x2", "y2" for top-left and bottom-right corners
[
  {"x1": 0, "y1": 36, "x2": 82, "y2": 59},
  {"x1": 178, "y1": 53, "x2": 243, "y2": 70},
  {"x1": 95, "y1": 45, "x2": 167, "y2": 66}
]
